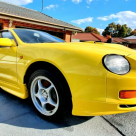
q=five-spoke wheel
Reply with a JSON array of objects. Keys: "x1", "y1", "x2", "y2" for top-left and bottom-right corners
[
  {"x1": 31, "y1": 76, "x2": 59, "y2": 116},
  {"x1": 28, "y1": 70, "x2": 69, "y2": 119}
]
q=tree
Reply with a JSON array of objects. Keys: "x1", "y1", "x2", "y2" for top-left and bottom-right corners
[
  {"x1": 102, "y1": 26, "x2": 110, "y2": 37},
  {"x1": 93, "y1": 28, "x2": 100, "y2": 35},
  {"x1": 122, "y1": 24, "x2": 132, "y2": 36},
  {"x1": 109, "y1": 22, "x2": 117, "y2": 34},
  {"x1": 102, "y1": 22, "x2": 118, "y2": 37},
  {"x1": 102, "y1": 22, "x2": 132, "y2": 37},
  {"x1": 118, "y1": 25, "x2": 127, "y2": 38},
  {"x1": 85, "y1": 26, "x2": 100, "y2": 35},
  {"x1": 117, "y1": 24, "x2": 121, "y2": 32},
  {"x1": 85, "y1": 26, "x2": 93, "y2": 33},
  {"x1": 130, "y1": 30, "x2": 136, "y2": 36},
  {"x1": 127, "y1": 27, "x2": 132, "y2": 36}
]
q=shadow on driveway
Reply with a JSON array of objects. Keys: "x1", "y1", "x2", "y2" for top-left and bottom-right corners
[{"x1": 0, "y1": 88, "x2": 93, "y2": 130}]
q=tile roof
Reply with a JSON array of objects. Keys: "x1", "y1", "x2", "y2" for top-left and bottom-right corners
[
  {"x1": 72, "y1": 33, "x2": 136, "y2": 44},
  {"x1": 72, "y1": 33, "x2": 103, "y2": 41},
  {"x1": 125, "y1": 39, "x2": 136, "y2": 43},
  {"x1": 91, "y1": 34, "x2": 127, "y2": 43},
  {"x1": 124, "y1": 35, "x2": 136, "y2": 39},
  {"x1": 112, "y1": 37, "x2": 128, "y2": 43},
  {"x1": 91, "y1": 33, "x2": 107, "y2": 42},
  {"x1": 0, "y1": 1, "x2": 81, "y2": 30}
]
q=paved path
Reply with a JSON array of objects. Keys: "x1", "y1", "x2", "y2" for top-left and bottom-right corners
[{"x1": 0, "y1": 89, "x2": 135, "y2": 136}]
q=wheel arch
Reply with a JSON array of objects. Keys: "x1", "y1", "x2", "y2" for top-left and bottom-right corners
[{"x1": 24, "y1": 61, "x2": 72, "y2": 98}]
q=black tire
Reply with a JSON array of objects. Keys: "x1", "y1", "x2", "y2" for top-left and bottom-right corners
[{"x1": 28, "y1": 69, "x2": 72, "y2": 120}]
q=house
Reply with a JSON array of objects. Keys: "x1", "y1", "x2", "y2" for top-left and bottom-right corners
[
  {"x1": 0, "y1": 1, "x2": 82, "y2": 42},
  {"x1": 112, "y1": 37, "x2": 129, "y2": 47},
  {"x1": 124, "y1": 39, "x2": 136, "y2": 49},
  {"x1": 123, "y1": 35, "x2": 136, "y2": 48},
  {"x1": 72, "y1": 33, "x2": 109, "y2": 42},
  {"x1": 124, "y1": 35, "x2": 136, "y2": 39},
  {"x1": 72, "y1": 33, "x2": 136, "y2": 49},
  {"x1": 72, "y1": 33, "x2": 119, "y2": 43}
]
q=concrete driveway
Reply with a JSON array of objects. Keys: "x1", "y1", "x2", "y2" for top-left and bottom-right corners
[{"x1": 0, "y1": 89, "x2": 135, "y2": 136}]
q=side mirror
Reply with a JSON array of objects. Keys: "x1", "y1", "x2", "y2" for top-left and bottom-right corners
[{"x1": 0, "y1": 38, "x2": 14, "y2": 47}]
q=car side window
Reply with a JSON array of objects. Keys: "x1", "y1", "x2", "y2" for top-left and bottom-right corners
[{"x1": 1, "y1": 32, "x2": 14, "y2": 40}]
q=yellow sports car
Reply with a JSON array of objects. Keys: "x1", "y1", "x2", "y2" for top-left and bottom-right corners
[{"x1": 0, "y1": 28, "x2": 136, "y2": 119}]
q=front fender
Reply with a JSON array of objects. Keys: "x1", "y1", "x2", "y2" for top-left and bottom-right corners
[{"x1": 17, "y1": 44, "x2": 107, "y2": 102}]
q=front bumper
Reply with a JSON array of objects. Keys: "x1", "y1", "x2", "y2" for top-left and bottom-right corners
[
  {"x1": 72, "y1": 54, "x2": 136, "y2": 116},
  {"x1": 72, "y1": 98, "x2": 136, "y2": 116}
]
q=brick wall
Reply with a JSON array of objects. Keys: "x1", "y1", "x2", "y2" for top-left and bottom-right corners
[
  {"x1": 64, "y1": 33, "x2": 72, "y2": 42},
  {"x1": 0, "y1": 18, "x2": 9, "y2": 29},
  {"x1": 0, "y1": 18, "x2": 72, "y2": 42}
]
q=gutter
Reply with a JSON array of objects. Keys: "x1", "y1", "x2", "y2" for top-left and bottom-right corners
[{"x1": 0, "y1": 12, "x2": 82, "y2": 31}]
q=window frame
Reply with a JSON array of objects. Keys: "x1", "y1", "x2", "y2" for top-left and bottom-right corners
[
  {"x1": 13, "y1": 29, "x2": 65, "y2": 44},
  {"x1": 0, "y1": 30, "x2": 18, "y2": 46}
]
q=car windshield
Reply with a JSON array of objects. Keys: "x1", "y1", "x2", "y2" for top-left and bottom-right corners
[{"x1": 13, "y1": 29, "x2": 65, "y2": 43}]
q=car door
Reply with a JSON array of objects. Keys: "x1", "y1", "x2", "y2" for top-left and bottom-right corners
[{"x1": 0, "y1": 30, "x2": 18, "y2": 86}]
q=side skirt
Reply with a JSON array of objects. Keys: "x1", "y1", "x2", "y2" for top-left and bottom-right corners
[{"x1": 0, "y1": 80, "x2": 28, "y2": 99}]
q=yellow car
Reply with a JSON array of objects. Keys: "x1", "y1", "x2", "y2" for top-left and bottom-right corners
[{"x1": 0, "y1": 28, "x2": 136, "y2": 119}]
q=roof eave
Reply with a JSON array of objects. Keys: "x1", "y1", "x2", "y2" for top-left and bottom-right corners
[{"x1": 0, "y1": 12, "x2": 82, "y2": 31}]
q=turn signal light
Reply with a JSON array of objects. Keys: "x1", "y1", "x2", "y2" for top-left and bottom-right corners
[{"x1": 120, "y1": 90, "x2": 136, "y2": 99}]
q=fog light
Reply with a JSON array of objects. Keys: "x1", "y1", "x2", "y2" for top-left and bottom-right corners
[{"x1": 120, "y1": 90, "x2": 136, "y2": 99}]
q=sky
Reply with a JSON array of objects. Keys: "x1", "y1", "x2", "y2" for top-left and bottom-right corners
[{"x1": 2, "y1": 0, "x2": 136, "y2": 34}]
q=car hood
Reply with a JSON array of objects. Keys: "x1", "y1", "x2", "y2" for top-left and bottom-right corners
[
  {"x1": 62, "y1": 42, "x2": 136, "y2": 56},
  {"x1": 28, "y1": 42, "x2": 136, "y2": 57}
]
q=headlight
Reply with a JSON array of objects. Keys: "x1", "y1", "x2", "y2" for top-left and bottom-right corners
[{"x1": 103, "y1": 54, "x2": 130, "y2": 75}]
